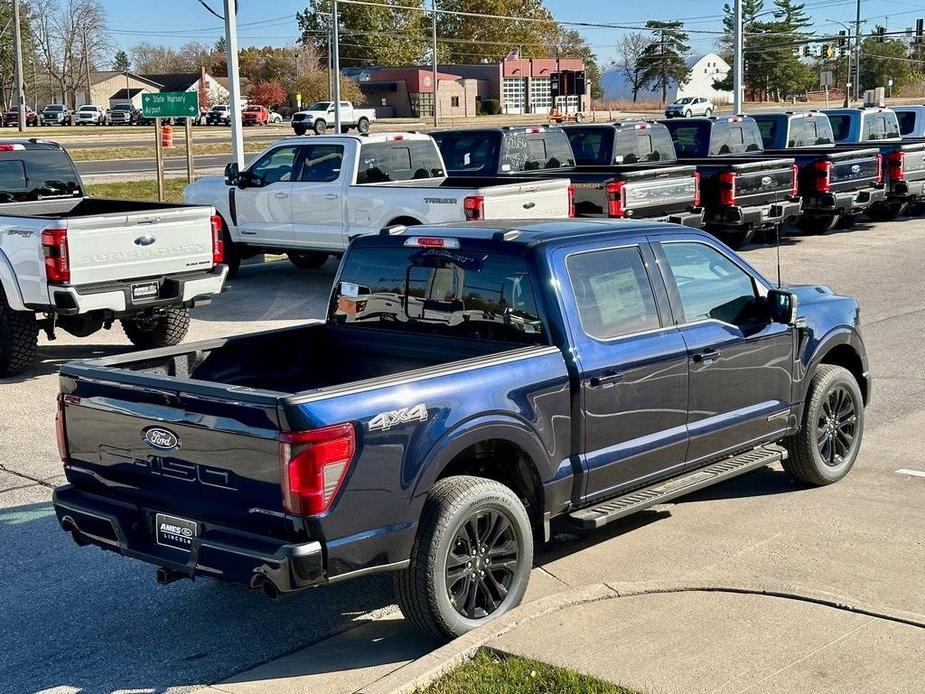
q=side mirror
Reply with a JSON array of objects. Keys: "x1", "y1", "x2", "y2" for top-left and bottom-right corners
[
  {"x1": 767, "y1": 289, "x2": 798, "y2": 325},
  {"x1": 224, "y1": 162, "x2": 239, "y2": 187}
]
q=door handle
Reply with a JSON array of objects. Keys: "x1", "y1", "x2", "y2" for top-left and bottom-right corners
[
  {"x1": 691, "y1": 347, "x2": 720, "y2": 364},
  {"x1": 274, "y1": 192, "x2": 289, "y2": 199},
  {"x1": 588, "y1": 372, "x2": 623, "y2": 388},
  {"x1": 323, "y1": 193, "x2": 340, "y2": 200}
]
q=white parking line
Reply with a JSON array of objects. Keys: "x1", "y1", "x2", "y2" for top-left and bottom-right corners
[{"x1": 895, "y1": 469, "x2": 925, "y2": 478}]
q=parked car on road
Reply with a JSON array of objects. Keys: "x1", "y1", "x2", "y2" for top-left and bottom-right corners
[
  {"x1": 184, "y1": 132, "x2": 573, "y2": 277},
  {"x1": 893, "y1": 105, "x2": 925, "y2": 139},
  {"x1": 40, "y1": 104, "x2": 72, "y2": 126},
  {"x1": 434, "y1": 124, "x2": 703, "y2": 226},
  {"x1": 291, "y1": 101, "x2": 375, "y2": 135},
  {"x1": 52, "y1": 219, "x2": 870, "y2": 639},
  {"x1": 750, "y1": 111, "x2": 885, "y2": 234},
  {"x1": 0, "y1": 140, "x2": 227, "y2": 375},
  {"x1": 269, "y1": 110, "x2": 283, "y2": 124},
  {"x1": 107, "y1": 103, "x2": 139, "y2": 125},
  {"x1": 664, "y1": 96, "x2": 714, "y2": 118},
  {"x1": 242, "y1": 104, "x2": 269, "y2": 126},
  {"x1": 74, "y1": 105, "x2": 108, "y2": 126},
  {"x1": 2, "y1": 106, "x2": 39, "y2": 127},
  {"x1": 824, "y1": 107, "x2": 925, "y2": 219},
  {"x1": 661, "y1": 116, "x2": 802, "y2": 248},
  {"x1": 206, "y1": 104, "x2": 232, "y2": 125}
]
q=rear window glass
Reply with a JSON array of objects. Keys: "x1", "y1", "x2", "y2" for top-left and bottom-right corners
[
  {"x1": 829, "y1": 114, "x2": 851, "y2": 142},
  {"x1": 662, "y1": 121, "x2": 710, "y2": 157},
  {"x1": 331, "y1": 246, "x2": 546, "y2": 344},
  {"x1": 0, "y1": 149, "x2": 82, "y2": 201},
  {"x1": 433, "y1": 131, "x2": 502, "y2": 174},
  {"x1": 357, "y1": 141, "x2": 444, "y2": 183},
  {"x1": 755, "y1": 117, "x2": 779, "y2": 148},
  {"x1": 896, "y1": 111, "x2": 916, "y2": 136},
  {"x1": 862, "y1": 112, "x2": 900, "y2": 140},
  {"x1": 710, "y1": 121, "x2": 764, "y2": 155},
  {"x1": 500, "y1": 132, "x2": 575, "y2": 171},
  {"x1": 613, "y1": 126, "x2": 676, "y2": 163},
  {"x1": 804, "y1": 117, "x2": 834, "y2": 145}
]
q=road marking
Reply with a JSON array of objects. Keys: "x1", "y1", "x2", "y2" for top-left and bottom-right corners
[{"x1": 895, "y1": 468, "x2": 925, "y2": 478}]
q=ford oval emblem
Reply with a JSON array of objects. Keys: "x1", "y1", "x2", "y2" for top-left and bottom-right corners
[
  {"x1": 143, "y1": 426, "x2": 179, "y2": 451},
  {"x1": 134, "y1": 235, "x2": 156, "y2": 247},
  {"x1": 760, "y1": 176, "x2": 773, "y2": 186},
  {"x1": 851, "y1": 164, "x2": 861, "y2": 174}
]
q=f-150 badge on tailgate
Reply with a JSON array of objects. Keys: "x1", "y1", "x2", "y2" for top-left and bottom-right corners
[{"x1": 369, "y1": 404, "x2": 428, "y2": 431}]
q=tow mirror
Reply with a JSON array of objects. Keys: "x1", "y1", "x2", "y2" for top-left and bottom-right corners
[
  {"x1": 224, "y1": 162, "x2": 239, "y2": 187},
  {"x1": 768, "y1": 289, "x2": 798, "y2": 325}
]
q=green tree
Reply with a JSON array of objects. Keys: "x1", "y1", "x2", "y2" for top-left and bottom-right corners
[
  {"x1": 437, "y1": 0, "x2": 554, "y2": 62},
  {"x1": 112, "y1": 50, "x2": 130, "y2": 72},
  {"x1": 858, "y1": 36, "x2": 921, "y2": 93},
  {"x1": 293, "y1": 71, "x2": 363, "y2": 106},
  {"x1": 297, "y1": 0, "x2": 427, "y2": 67},
  {"x1": 638, "y1": 21, "x2": 690, "y2": 103}
]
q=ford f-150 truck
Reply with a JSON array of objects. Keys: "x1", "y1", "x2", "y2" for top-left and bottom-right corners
[
  {"x1": 291, "y1": 101, "x2": 375, "y2": 136},
  {"x1": 0, "y1": 140, "x2": 227, "y2": 375},
  {"x1": 433, "y1": 124, "x2": 704, "y2": 226},
  {"x1": 52, "y1": 219, "x2": 869, "y2": 639},
  {"x1": 824, "y1": 107, "x2": 925, "y2": 220},
  {"x1": 661, "y1": 116, "x2": 802, "y2": 248},
  {"x1": 184, "y1": 132, "x2": 572, "y2": 277},
  {"x1": 750, "y1": 112, "x2": 885, "y2": 234}
]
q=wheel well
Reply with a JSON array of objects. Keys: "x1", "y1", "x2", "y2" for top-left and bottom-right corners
[
  {"x1": 387, "y1": 216, "x2": 422, "y2": 227},
  {"x1": 437, "y1": 439, "x2": 543, "y2": 530},
  {"x1": 819, "y1": 345, "x2": 868, "y2": 403}
]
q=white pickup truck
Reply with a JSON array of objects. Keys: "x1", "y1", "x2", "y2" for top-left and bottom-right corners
[
  {"x1": 184, "y1": 132, "x2": 573, "y2": 276},
  {"x1": 0, "y1": 140, "x2": 227, "y2": 375},
  {"x1": 291, "y1": 101, "x2": 376, "y2": 135}
]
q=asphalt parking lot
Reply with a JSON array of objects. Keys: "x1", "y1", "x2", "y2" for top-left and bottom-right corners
[{"x1": 2, "y1": 218, "x2": 924, "y2": 692}]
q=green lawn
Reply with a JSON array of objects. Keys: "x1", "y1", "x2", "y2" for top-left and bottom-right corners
[
  {"x1": 420, "y1": 649, "x2": 636, "y2": 694},
  {"x1": 86, "y1": 178, "x2": 188, "y2": 204},
  {"x1": 69, "y1": 140, "x2": 270, "y2": 162}
]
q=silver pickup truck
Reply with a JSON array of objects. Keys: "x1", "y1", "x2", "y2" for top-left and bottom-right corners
[{"x1": 0, "y1": 140, "x2": 227, "y2": 375}]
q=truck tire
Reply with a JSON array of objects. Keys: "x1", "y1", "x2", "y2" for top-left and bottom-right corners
[
  {"x1": 313, "y1": 119, "x2": 327, "y2": 135},
  {"x1": 357, "y1": 117, "x2": 370, "y2": 134},
  {"x1": 796, "y1": 214, "x2": 840, "y2": 235},
  {"x1": 0, "y1": 294, "x2": 38, "y2": 376},
  {"x1": 288, "y1": 251, "x2": 329, "y2": 269},
  {"x1": 293, "y1": 124, "x2": 307, "y2": 136},
  {"x1": 121, "y1": 307, "x2": 190, "y2": 349},
  {"x1": 394, "y1": 475, "x2": 533, "y2": 640},
  {"x1": 782, "y1": 364, "x2": 864, "y2": 486},
  {"x1": 865, "y1": 201, "x2": 905, "y2": 222},
  {"x1": 710, "y1": 226, "x2": 755, "y2": 250}
]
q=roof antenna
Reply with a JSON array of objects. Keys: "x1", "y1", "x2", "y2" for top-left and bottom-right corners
[{"x1": 775, "y1": 224, "x2": 783, "y2": 288}]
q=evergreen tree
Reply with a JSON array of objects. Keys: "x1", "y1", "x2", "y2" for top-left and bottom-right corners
[
  {"x1": 638, "y1": 21, "x2": 690, "y2": 103},
  {"x1": 112, "y1": 50, "x2": 130, "y2": 72}
]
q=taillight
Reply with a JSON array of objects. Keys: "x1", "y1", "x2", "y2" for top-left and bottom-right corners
[
  {"x1": 790, "y1": 164, "x2": 799, "y2": 197},
  {"x1": 889, "y1": 150, "x2": 905, "y2": 182},
  {"x1": 874, "y1": 153, "x2": 883, "y2": 186},
  {"x1": 41, "y1": 228, "x2": 69, "y2": 284},
  {"x1": 718, "y1": 171, "x2": 737, "y2": 206},
  {"x1": 812, "y1": 160, "x2": 832, "y2": 193},
  {"x1": 55, "y1": 394, "x2": 77, "y2": 463},
  {"x1": 692, "y1": 172, "x2": 701, "y2": 207},
  {"x1": 463, "y1": 195, "x2": 485, "y2": 221},
  {"x1": 279, "y1": 423, "x2": 356, "y2": 516},
  {"x1": 210, "y1": 214, "x2": 224, "y2": 265},
  {"x1": 606, "y1": 181, "x2": 627, "y2": 217},
  {"x1": 567, "y1": 184, "x2": 576, "y2": 217}
]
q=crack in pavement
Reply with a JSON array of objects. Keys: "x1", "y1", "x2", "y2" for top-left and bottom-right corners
[{"x1": 0, "y1": 463, "x2": 55, "y2": 489}]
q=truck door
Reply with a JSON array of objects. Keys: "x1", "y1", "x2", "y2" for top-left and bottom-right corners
[
  {"x1": 234, "y1": 144, "x2": 299, "y2": 243},
  {"x1": 290, "y1": 142, "x2": 347, "y2": 251},
  {"x1": 555, "y1": 240, "x2": 690, "y2": 503},
  {"x1": 653, "y1": 239, "x2": 794, "y2": 467}
]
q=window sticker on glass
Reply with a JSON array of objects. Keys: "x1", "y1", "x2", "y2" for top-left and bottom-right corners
[
  {"x1": 463, "y1": 152, "x2": 471, "y2": 166},
  {"x1": 341, "y1": 281, "x2": 360, "y2": 298}
]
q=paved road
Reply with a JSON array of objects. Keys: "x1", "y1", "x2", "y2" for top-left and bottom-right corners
[
  {"x1": 2, "y1": 218, "x2": 924, "y2": 692},
  {"x1": 76, "y1": 153, "x2": 245, "y2": 177}
]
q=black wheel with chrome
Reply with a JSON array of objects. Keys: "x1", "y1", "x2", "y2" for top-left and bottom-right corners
[
  {"x1": 394, "y1": 475, "x2": 533, "y2": 639},
  {"x1": 783, "y1": 364, "x2": 864, "y2": 485}
]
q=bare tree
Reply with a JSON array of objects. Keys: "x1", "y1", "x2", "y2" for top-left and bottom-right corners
[
  {"x1": 615, "y1": 32, "x2": 649, "y2": 102},
  {"x1": 31, "y1": 0, "x2": 108, "y2": 107}
]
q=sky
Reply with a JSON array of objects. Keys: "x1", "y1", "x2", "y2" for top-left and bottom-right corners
[{"x1": 104, "y1": 0, "x2": 924, "y2": 67}]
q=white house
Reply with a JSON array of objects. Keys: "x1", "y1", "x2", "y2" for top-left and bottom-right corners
[{"x1": 601, "y1": 52, "x2": 732, "y2": 104}]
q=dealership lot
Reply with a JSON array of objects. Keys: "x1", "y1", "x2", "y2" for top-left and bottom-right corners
[{"x1": 1, "y1": 216, "x2": 924, "y2": 691}]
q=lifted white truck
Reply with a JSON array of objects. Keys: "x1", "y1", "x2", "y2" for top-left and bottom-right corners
[
  {"x1": 184, "y1": 132, "x2": 573, "y2": 276},
  {"x1": 0, "y1": 140, "x2": 227, "y2": 375}
]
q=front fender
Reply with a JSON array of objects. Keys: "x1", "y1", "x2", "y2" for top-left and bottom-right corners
[{"x1": 800, "y1": 325, "x2": 869, "y2": 403}]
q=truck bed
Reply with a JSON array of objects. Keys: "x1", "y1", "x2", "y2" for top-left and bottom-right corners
[{"x1": 0, "y1": 197, "x2": 190, "y2": 218}]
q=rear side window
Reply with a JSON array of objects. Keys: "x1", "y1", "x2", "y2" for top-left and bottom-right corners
[
  {"x1": 566, "y1": 247, "x2": 661, "y2": 340},
  {"x1": 433, "y1": 131, "x2": 501, "y2": 174},
  {"x1": 829, "y1": 114, "x2": 851, "y2": 142},
  {"x1": 896, "y1": 111, "x2": 916, "y2": 136},
  {"x1": 357, "y1": 141, "x2": 445, "y2": 183},
  {"x1": 500, "y1": 131, "x2": 574, "y2": 171},
  {"x1": 0, "y1": 149, "x2": 82, "y2": 201},
  {"x1": 755, "y1": 117, "x2": 779, "y2": 148}
]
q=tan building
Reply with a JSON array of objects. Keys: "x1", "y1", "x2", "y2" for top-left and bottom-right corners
[
  {"x1": 79, "y1": 72, "x2": 161, "y2": 108},
  {"x1": 354, "y1": 68, "x2": 482, "y2": 119}
]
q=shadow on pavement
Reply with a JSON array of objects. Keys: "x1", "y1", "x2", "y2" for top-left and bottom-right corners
[{"x1": 0, "y1": 343, "x2": 133, "y2": 383}]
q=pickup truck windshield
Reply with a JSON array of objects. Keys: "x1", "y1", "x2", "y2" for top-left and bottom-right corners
[
  {"x1": 0, "y1": 147, "x2": 83, "y2": 201},
  {"x1": 331, "y1": 245, "x2": 547, "y2": 344}
]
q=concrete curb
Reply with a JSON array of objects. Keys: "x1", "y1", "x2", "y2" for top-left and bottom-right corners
[{"x1": 359, "y1": 579, "x2": 925, "y2": 694}]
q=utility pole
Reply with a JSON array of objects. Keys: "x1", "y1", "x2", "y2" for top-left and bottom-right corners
[
  {"x1": 854, "y1": 0, "x2": 862, "y2": 103},
  {"x1": 12, "y1": 0, "x2": 26, "y2": 132},
  {"x1": 332, "y1": 0, "x2": 341, "y2": 132},
  {"x1": 733, "y1": 0, "x2": 744, "y2": 114},
  {"x1": 82, "y1": 27, "x2": 92, "y2": 106},
  {"x1": 223, "y1": 0, "x2": 244, "y2": 166},
  {"x1": 432, "y1": 0, "x2": 438, "y2": 127}
]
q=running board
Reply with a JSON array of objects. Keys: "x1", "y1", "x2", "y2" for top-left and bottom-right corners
[{"x1": 568, "y1": 445, "x2": 787, "y2": 530}]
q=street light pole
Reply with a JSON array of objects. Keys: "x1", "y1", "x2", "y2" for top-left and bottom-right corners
[
  {"x1": 733, "y1": 0, "x2": 744, "y2": 114},
  {"x1": 12, "y1": 0, "x2": 26, "y2": 132},
  {"x1": 332, "y1": 0, "x2": 341, "y2": 132},
  {"x1": 853, "y1": 0, "x2": 862, "y2": 103},
  {"x1": 223, "y1": 0, "x2": 245, "y2": 166},
  {"x1": 827, "y1": 19, "x2": 852, "y2": 108},
  {"x1": 432, "y1": 0, "x2": 438, "y2": 127}
]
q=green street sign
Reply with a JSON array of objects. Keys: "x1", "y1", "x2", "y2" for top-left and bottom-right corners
[{"x1": 142, "y1": 91, "x2": 199, "y2": 118}]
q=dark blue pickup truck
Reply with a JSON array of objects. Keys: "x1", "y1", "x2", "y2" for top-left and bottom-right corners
[{"x1": 52, "y1": 220, "x2": 870, "y2": 639}]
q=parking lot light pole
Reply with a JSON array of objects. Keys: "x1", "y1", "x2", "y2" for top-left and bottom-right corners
[
  {"x1": 223, "y1": 0, "x2": 245, "y2": 166},
  {"x1": 432, "y1": 0, "x2": 438, "y2": 127},
  {"x1": 332, "y1": 0, "x2": 342, "y2": 132},
  {"x1": 827, "y1": 19, "x2": 852, "y2": 107},
  {"x1": 733, "y1": 0, "x2": 744, "y2": 114},
  {"x1": 12, "y1": 0, "x2": 26, "y2": 133}
]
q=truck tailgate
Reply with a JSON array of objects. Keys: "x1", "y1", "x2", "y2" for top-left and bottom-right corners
[
  {"x1": 65, "y1": 205, "x2": 215, "y2": 285},
  {"x1": 59, "y1": 364, "x2": 287, "y2": 536},
  {"x1": 480, "y1": 179, "x2": 570, "y2": 218},
  {"x1": 619, "y1": 165, "x2": 699, "y2": 216}
]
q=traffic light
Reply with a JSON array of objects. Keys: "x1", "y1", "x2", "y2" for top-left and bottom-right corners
[
  {"x1": 838, "y1": 30, "x2": 846, "y2": 47},
  {"x1": 875, "y1": 26, "x2": 886, "y2": 42},
  {"x1": 549, "y1": 72, "x2": 560, "y2": 99},
  {"x1": 824, "y1": 45, "x2": 835, "y2": 59},
  {"x1": 803, "y1": 45, "x2": 812, "y2": 57},
  {"x1": 574, "y1": 71, "x2": 586, "y2": 96},
  {"x1": 916, "y1": 18, "x2": 924, "y2": 44}
]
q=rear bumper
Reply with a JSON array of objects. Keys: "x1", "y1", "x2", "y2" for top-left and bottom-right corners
[
  {"x1": 890, "y1": 179, "x2": 925, "y2": 201},
  {"x1": 706, "y1": 198, "x2": 803, "y2": 229},
  {"x1": 46, "y1": 265, "x2": 227, "y2": 316},
  {"x1": 53, "y1": 484, "x2": 325, "y2": 592},
  {"x1": 802, "y1": 187, "x2": 886, "y2": 215}
]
